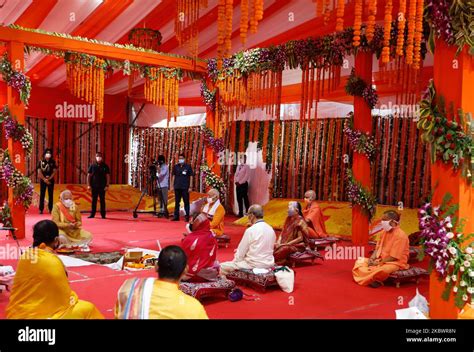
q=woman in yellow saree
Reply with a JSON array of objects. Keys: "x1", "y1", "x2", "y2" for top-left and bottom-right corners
[{"x1": 6, "y1": 220, "x2": 103, "y2": 319}]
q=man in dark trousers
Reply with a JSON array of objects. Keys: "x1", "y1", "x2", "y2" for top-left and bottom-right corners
[
  {"x1": 37, "y1": 148, "x2": 57, "y2": 214},
  {"x1": 87, "y1": 152, "x2": 110, "y2": 219},
  {"x1": 234, "y1": 154, "x2": 250, "y2": 218},
  {"x1": 171, "y1": 153, "x2": 193, "y2": 222}
]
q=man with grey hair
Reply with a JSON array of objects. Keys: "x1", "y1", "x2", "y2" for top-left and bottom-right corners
[{"x1": 220, "y1": 204, "x2": 276, "y2": 276}]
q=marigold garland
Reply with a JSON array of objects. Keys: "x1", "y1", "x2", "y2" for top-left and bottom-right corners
[
  {"x1": 396, "y1": 0, "x2": 407, "y2": 56},
  {"x1": 336, "y1": 0, "x2": 345, "y2": 32},
  {"x1": 381, "y1": 0, "x2": 393, "y2": 63},
  {"x1": 65, "y1": 52, "x2": 106, "y2": 122},
  {"x1": 413, "y1": 0, "x2": 424, "y2": 69},
  {"x1": 366, "y1": 0, "x2": 378, "y2": 42},
  {"x1": 240, "y1": 0, "x2": 249, "y2": 45},
  {"x1": 405, "y1": 0, "x2": 417, "y2": 65},
  {"x1": 250, "y1": 0, "x2": 264, "y2": 34},
  {"x1": 353, "y1": 0, "x2": 363, "y2": 47},
  {"x1": 175, "y1": 0, "x2": 208, "y2": 57}
]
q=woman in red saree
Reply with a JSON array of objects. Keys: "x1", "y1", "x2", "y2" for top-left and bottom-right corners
[
  {"x1": 181, "y1": 213, "x2": 217, "y2": 281},
  {"x1": 274, "y1": 202, "x2": 311, "y2": 265},
  {"x1": 303, "y1": 190, "x2": 328, "y2": 238}
]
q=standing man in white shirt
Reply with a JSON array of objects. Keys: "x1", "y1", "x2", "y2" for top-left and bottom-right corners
[
  {"x1": 220, "y1": 204, "x2": 276, "y2": 276},
  {"x1": 234, "y1": 154, "x2": 250, "y2": 218}
]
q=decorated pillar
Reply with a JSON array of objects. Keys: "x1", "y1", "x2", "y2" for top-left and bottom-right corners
[
  {"x1": 204, "y1": 79, "x2": 220, "y2": 176},
  {"x1": 351, "y1": 51, "x2": 374, "y2": 245},
  {"x1": 429, "y1": 41, "x2": 474, "y2": 319},
  {"x1": 6, "y1": 41, "x2": 26, "y2": 239}
]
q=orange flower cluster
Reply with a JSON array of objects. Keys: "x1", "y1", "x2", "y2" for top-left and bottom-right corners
[
  {"x1": 217, "y1": 0, "x2": 226, "y2": 66},
  {"x1": 316, "y1": 0, "x2": 324, "y2": 17},
  {"x1": 381, "y1": 0, "x2": 393, "y2": 63},
  {"x1": 353, "y1": 0, "x2": 363, "y2": 47},
  {"x1": 413, "y1": 0, "x2": 424, "y2": 69},
  {"x1": 144, "y1": 69, "x2": 179, "y2": 121},
  {"x1": 323, "y1": 1, "x2": 331, "y2": 25},
  {"x1": 396, "y1": 0, "x2": 407, "y2": 56},
  {"x1": 175, "y1": 0, "x2": 209, "y2": 57},
  {"x1": 366, "y1": 0, "x2": 377, "y2": 42},
  {"x1": 405, "y1": 0, "x2": 417, "y2": 65},
  {"x1": 225, "y1": 0, "x2": 234, "y2": 54},
  {"x1": 249, "y1": 0, "x2": 264, "y2": 34},
  {"x1": 66, "y1": 58, "x2": 105, "y2": 122},
  {"x1": 240, "y1": 0, "x2": 249, "y2": 45},
  {"x1": 336, "y1": 0, "x2": 345, "y2": 32}
]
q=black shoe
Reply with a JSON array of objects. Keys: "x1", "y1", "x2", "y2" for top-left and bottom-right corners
[
  {"x1": 238, "y1": 214, "x2": 243, "y2": 218},
  {"x1": 101, "y1": 215, "x2": 106, "y2": 219},
  {"x1": 88, "y1": 215, "x2": 95, "y2": 219},
  {"x1": 171, "y1": 218, "x2": 179, "y2": 221},
  {"x1": 185, "y1": 216, "x2": 189, "y2": 222},
  {"x1": 39, "y1": 210, "x2": 43, "y2": 215}
]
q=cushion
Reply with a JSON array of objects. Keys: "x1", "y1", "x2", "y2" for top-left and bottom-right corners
[
  {"x1": 309, "y1": 236, "x2": 339, "y2": 249},
  {"x1": 179, "y1": 277, "x2": 235, "y2": 301},
  {"x1": 226, "y1": 269, "x2": 279, "y2": 292},
  {"x1": 409, "y1": 246, "x2": 422, "y2": 263}
]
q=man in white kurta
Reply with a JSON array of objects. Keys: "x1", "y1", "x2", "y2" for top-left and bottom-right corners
[{"x1": 220, "y1": 205, "x2": 276, "y2": 276}]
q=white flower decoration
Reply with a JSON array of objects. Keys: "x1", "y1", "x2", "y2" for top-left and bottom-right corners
[
  {"x1": 451, "y1": 275, "x2": 457, "y2": 282},
  {"x1": 464, "y1": 261, "x2": 470, "y2": 267},
  {"x1": 446, "y1": 232, "x2": 454, "y2": 239},
  {"x1": 453, "y1": 286, "x2": 458, "y2": 293},
  {"x1": 460, "y1": 281, "x2": 467, "y2": 287},
  {"x1": 466, "y1": 247, "x2": 473, "y2": 254},
  {"x1": 446, "y1": 276, "x2": 451, "y2": 283}
]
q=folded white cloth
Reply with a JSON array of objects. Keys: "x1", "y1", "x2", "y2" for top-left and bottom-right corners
[
  {"x1": 252, "y1": 268, "x2": 270, "y2": 274},
  {"x1": 0, "y1": 266, "x2": 15, "y2": 276}
]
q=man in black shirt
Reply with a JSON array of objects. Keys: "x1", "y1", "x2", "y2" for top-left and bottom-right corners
[
  {"x1": 171, "y1": 153, "x2": 194, "y2": 222},
  {"x1": 37, "y1": 148, "x2": 57, "y2": 214},
  {"x1": 87, "y1": 152, "x2": 110, "y2": 219}
]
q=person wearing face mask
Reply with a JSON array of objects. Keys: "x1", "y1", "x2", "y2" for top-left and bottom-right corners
[
  {"x1": 87, "y1": 152, "x2": 110, "y2": 219},
  {"x1": 6, "y1": 220, "x2": 103, "y2": 319},
  {"x1": 302, "y1": 190, "x2": 328, "y2": 238},
  {"x1": 51, "y1": 190, "x2": 92, "y2": 251},
  {"x1": 352, "y1": 210, "x2": 409, "y2": 288},
  {"x1": 37, "y1": 148, "x2": 57, "y2": 214},
  {"x1": 171, "y1": 153, "x2": 194, "y2": 222},
  {"x1": 220, "y1": 204, "x2": 276, "y2": 276},
  {"x1": 201, "y1": 188, "x2": 226, "y2": 237},
  {"x1": 234, "y1": 154, "x2": 250, "y2": 218},
  {"x1": 274, "y1": 201, "x2": 311, "y2": 265},
  {"x1": 181, "y1": 213, "x2": 218, "y2": 282}
]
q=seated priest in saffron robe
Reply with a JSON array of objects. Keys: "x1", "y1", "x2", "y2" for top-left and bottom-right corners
[
  {"x1": 115, "y1": 246, "x2": 208, "y2": 319},
  {"x1": 274, "y1": 201, "x2": 310, "y2": 265},
  {"x1": 52, "y1": 190, "x2": 92, "y2": 250},
  {"x1": 352, "y1": 211, "x2": 409, "y2": 288},
  {"x1": 201, "y1": 188, "x2": 225, "y2": 237},
  {"x1": 302, "y1": 190, "x2": 328, "y2": 238},
  {"x1": 181, "y1": 213, "x2": 218, "y2": 281},
  {"x1": 6, "y1": 220, "x2": 103, "y2": 319}
]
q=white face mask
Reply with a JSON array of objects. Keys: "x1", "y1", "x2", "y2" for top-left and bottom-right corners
[
  {"x1": 45, "y1": 153, "x2": 52, "y2": 159},
  {"x1": 62, "y1": 199, "x2": 74, "y2": 208},
  {"x1": 380, "y1": 220, "x2": 393, "y2": 232},
  {"x1": 96, "y1": 157, "x2": 102, "y2": 163},
  {"x1": 207, "y1": 197, "x2": 215, "y2": 203},
  {"x1": 178, "y1": 158, "x2": 185, "y2": 164}
]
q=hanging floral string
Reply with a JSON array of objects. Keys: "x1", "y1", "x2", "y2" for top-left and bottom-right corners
[
  {"x1": 413, "y1": 0, "x2": 424, "y2": 69},
  {"x1": 344, "y1": 112, "x2": 377, "y2": 161},
  {"x1": 345, "y1": 68, "x2": 378, "y2": 109},
  {"x1": 0, "y1": 53, "x2": 32, "y2": 106},
  {"x1": 335, "y1": 0, "x2": 345, "y2": 32},
  {"x1": 353, "y1": 0, "x2": 363, "y2": 47},
  {"x1": 200, "y1": 80, "x2": 217, "y2": 111},
  {"x1": 175, "y1": 0, "x2": 208, "y2": 57},
  {"x1": 418, "y1": 193, "x2": 474, "y2": 309},
  {"x1": 366, "y1": 0, "x2": 378, "y2": 42},
  {"x1": 249, "y1": 0, "x2": 264, "y2": 34},
  {"x1": 65, "y1": 52, "x2": 106, "y2": 122},
  {"x1": 396, "y1": 0, "x2": 407, "y2": 56},
  {"x1": 417, "y1": 80, "x2": 473, "y2": 184},
  {"x1": 381, "y1": 0, "x2": 393, "y2": 63},
  {"x1": 240, "y1": 0, "x2": 249, "y2": 45},
  {"x1": 0, "y1": 149, "x2": 33, "y2": 209},
  {"x1": 405, "y1": 0, "x2": 417, "y2": 65},
  {"x1": 0, "y1": 106, "x2": 33, "y2": 157},
  {"x1": 142, "y1": 67, "x2": 182, "y2": 122},
  {"x1": 202, "y1": 125, "x2": 225, "y2": 154},
  {"x1": 346, "y1": 169, "x2": 377, "y2": 220},
  {"x1": 128, "y1": 28, "x2": 162, "y2": 51}
]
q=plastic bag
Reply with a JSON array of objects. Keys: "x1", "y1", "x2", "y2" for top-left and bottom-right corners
[
  {"x1": 273, "y1": 266, "x2": 295, "y2": 293},
  {"x1": 395, "y1": 307, "x2": 428, "y2": 319},
  {"x1": 408, "y1": 288, "x2": 429, "y2": 316}
]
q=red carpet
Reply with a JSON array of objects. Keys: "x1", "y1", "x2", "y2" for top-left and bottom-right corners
[{"x1": 0, "y1": 212, "x2": 429, "y2": 319}]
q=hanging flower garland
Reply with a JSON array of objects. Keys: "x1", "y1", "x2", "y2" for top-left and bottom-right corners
[
  {"x1": 0, "y1": 106, "x2": 33, "y2": 157},
  {"x1": 65, "y1": 52, "x2": 107, "y2": 122},
  {"x1": 240, "y1": 0, "x2": 249, "y2": 45},
  {"x1": 335, "y1": 0, "x2": 345, "y2": 32},
  {"x1": 366, "y1": 0, "x2": 378, "y2": 42},
  {"x1": 418, "y1": 193, "x2": 474, "y2": 309},
  {"x1": 0, "y1": 53, "x2": 32, "y2": 106},
  {"x1": 345, "y1": 69, "x2": 378, "y2": 109},
  {"x1": 396, "y1": 0, "x2": 407, "y2": 56},
  {"x1": 344, "y1": 112, "x2": 377, "y2": 161},
  {"x1": 0, "y1": 149, "x2": 34, "y2": 209},
  {"x1": 128, "y1": 28, "x2": 162, "y2": 51},
  {"x1": 346, "y1": 169, "x2": 377, "y2": 220},
  {"x1": 200, "y1": 164, "x2": 226, "y2": 194},
  {"x1": 175, "y1": 0, "x2": 208, "y2": 57},
  {"x1": 201, "y1": 125, "x2": 225, "y2": 154},
  {"x1": 249, "y1": 0, "x2": 264, "y2": 34},
  {"x1": 405, "y1": 0, "x2": 417, "y2": 65},
  {"x1": 200, "y1": 80, "x2": 217, "y2": 111},
  {"x1": 0, "y1": 202, "x2": 12, "y2": 228},
  {"x1": 381, "y1": 0, "x2": 393, "y2": 63},
  {"x1": 413, "y1": 0, "x2": 424, "y2": 69},
  {"x1": 353, "y1": 0, "x2": 363, "y2": 47},
  {"x1": 417, "y1": 80, "x2": 473, "y2": 184}
]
